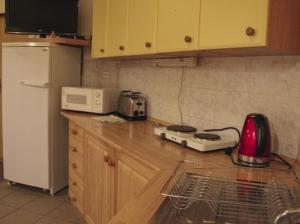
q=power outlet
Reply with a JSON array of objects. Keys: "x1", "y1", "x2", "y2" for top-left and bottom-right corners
[{"x1": 102, "y1": 71, "x2": 111, "y2": 79}]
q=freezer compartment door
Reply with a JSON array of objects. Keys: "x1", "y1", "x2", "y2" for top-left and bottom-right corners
[{"x1": 2, "y1": 46, "x2": 51, "y2": 189}]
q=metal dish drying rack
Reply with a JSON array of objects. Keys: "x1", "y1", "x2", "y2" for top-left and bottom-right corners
[{"x1": 150, "y1": 160, "x2": 300, "y2": 224}]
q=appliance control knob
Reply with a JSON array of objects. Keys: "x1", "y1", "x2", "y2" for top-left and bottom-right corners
[
  {"x1": 140, "y1": 111, "x2": 144, "y2": 115},
  {"x1": 181, "y1": 140, "x2": 188, "y2": 147},
  {"x1": 160, "y1": 133, "x2": 166, "y2": 139},
  {"x1": 134, "y1": 110, "x2": 139, "y2": 116}
]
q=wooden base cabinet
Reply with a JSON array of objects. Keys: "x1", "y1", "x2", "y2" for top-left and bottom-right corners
[
  {"x1": 84, "y1": 133, "x2": 115, "y2": 224},
  {"x1": 67, "y1": 122, "x2": 158, "y2": 224},
  {"x1": 115, "y1": 152, "x2": 157, "y2": 212}
]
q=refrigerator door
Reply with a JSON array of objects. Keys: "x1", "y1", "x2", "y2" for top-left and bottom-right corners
[{"x1": 2, "y1": 46, "x2": 51, "y2": 189}]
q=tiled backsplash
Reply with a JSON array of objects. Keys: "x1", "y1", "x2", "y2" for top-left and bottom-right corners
[{"x1": 82, "y1": 48, "x2": 300, "y2": 159}]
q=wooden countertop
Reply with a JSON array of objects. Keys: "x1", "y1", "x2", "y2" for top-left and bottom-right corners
[
  {"x1": 61, "y1": 111, "x2": 300, "y2": 224},
  {"x1": 61, "y1": 111, "x2": 235, "y2": 170}
]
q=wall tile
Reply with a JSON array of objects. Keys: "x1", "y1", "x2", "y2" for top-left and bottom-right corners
[
  {"x1": 181, "y1": 87, "x2": 216, "y2": 121},
  {"x1": 183, "y1": 67, "x2": 220, "y2": 90},
  {"x1": 82, "y1": 48, "x2": 118, "y2": 88},
  {"x1": 214, "y1": 91, "x2": 252, "y2": 126}
]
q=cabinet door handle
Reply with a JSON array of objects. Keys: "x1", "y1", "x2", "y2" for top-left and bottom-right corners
[
  {"x1": 109, "y1": 160, "x2": 115, "y2": 167},
  {"x1": 100, "y1": 48, "x2": 105, "y2": 53},
  {"x1": 72, "y1": 182, "x2": 77, "y2": 187},
  {"x1": 72, "y1": 147, "x2": 77, "y2": 153},
  {"x1": 184, "y1": 36, "x2": 192, "y2": 43},
  {"x1": 119, "y1": 46, "x2": 125, "y2": 51},
  {"x1": 71, "y1": 197, "x2": 77, "y2": 202},
  {"x1": 71, "y1": 130, "x2": 78, "y2": 135},
  {"x1": 245, "y1": 27, "x2": 256, "y2": 36},
  {"x1": 145, "y1": 42, "x2": 152, "y2": 48},
  {"x1": 72, "y1": 163, "x2": 77, "y2": 169},
  {"x1": 104, "y1": 155, "x2": 110, "y2": 163}
]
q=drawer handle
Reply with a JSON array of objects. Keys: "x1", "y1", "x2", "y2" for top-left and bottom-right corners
[
  {"x1": 145, "y1": 42, "x2": 152, "y2": 48},
  {"x1": 72, "y1": 147, "x2": 77, "y2": 153},
  {"x1": 184, "y1": 36, "x2": 192, "y2": 43},
  {"x1": 72, "y1": 163, "x2": 77, "y2": 169},
  {"x1": 119, "y1": 46, "x2": 125, "y2": 51},
  {"x1": 71, "y1": 130, "x2": 78, "y2": 135},
  {"x1": 108, "y1": 160, "x2": 115, "y2": 167},
  {"x1": 104, "y1": 155, "x2": 110, "y2": 163},
  {"x1": 245, "y1": 27, "x2": 256, "y2": 36},
  {"x1": 104, "y1": 155, "x2": 115, "y2": 167}
]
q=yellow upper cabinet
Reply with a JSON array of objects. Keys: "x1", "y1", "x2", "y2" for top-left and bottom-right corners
[
  {"x1": 106, "y1": 0, "x2": 129, "y2": 57},
  {"x1": 127, "y1": 0, "x2": 157, "y2": 55},
  {"x1": 92, "y1": 0, "x2": 300, "y2": 58},
  {"x1": 156, "y1": 0, "x2": 201, "y2": 53},
  {"x1": 199, "y1": 0, "x2": 269, "y2": 50},
  {"x1": 92, "y1": 0, "x2": 108, "y2": 58}
]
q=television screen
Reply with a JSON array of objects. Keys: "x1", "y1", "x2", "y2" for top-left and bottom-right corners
[{"x1": 5, "y1": 0, "x2": 78, "y2": 36}]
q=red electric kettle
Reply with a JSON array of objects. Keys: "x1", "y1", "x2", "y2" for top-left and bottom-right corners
[{"x1": 238, "y1": 113, "x2": 271, "y2": 168}]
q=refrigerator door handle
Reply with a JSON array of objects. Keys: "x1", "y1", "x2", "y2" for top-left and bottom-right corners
[{"x1": 20, "y1": 80, "x2": 51, "y2": 88}]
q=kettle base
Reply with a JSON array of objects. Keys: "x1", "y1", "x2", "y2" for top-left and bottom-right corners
[{"x1": 238, "y1": 154, "x2": 270, "y2": 168}]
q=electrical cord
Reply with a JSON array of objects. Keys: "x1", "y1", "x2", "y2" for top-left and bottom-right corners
[
  {"x1": 204, "y1": 127, "x2": 293, "y2": 169},
  {"x1": 204, "y1": 127, "x2": 248, "y2": 166},
  {"x1": 178, "y1": 67, "x2": 184, "y2": 125},
  {"x1": 204, "y1": 127, "x2": 267, "y2": 168},
  {"x1": 271, "y1": 153, "x2": 293, "y2": 169},
  {"x1": 204, "y1": 127, "x2": 241, "y2": 150}
]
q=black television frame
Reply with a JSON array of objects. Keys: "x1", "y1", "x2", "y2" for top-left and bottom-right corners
[{"x1": 5, "y1": 0, "x2": 79, "y2": 37}]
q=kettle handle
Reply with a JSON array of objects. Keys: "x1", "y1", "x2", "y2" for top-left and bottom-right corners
[{"x1": 254, "y1": 115, "x2": 270, "y2": 157}]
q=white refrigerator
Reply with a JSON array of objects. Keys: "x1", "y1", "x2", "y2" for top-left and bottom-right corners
[{"x1": 2, "y1": 42, "x2": 81, "y2": 195}]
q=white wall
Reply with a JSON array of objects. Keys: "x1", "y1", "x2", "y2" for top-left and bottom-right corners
[{"x1": 78, "y1": 0, "x2": 92, "y2": 38}]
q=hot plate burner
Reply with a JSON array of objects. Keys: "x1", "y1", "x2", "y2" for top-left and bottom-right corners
[
  {"x1": 166, "y1": 125, "x2": 197, "y2": 133},
  {"x1": 194, "y1": 133, "x2": 221, "y2": 141}
]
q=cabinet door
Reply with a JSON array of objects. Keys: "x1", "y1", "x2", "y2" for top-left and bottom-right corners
[
  {"x1": 116, "y1": 153, "x2": 156, "y2": 212},
  {"x1": 106, "y1": 0, "x2": 129, "y2": 57},
  {"x1": 84, "y1": 134, "x2": 114, "y2": 224},
  {"x1": 127, "y1": 0, "x2": 157, "y2": 55},
  {"x1": 199, "y1": 0, "x2": 269, "y2": 49},
  {"x1": 92, "y1": 0, "x2": 108, "y2": 58},
  {"x1": 156, "y1": 0, "x2": 201, "y2": 53}
]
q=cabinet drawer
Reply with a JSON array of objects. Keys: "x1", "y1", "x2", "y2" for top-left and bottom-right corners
[
  {"x1": 69, "y1": 168, "x2": 84, "y2": 192},
  {"x1": 69, "y1": 138, "x2": 84, "y2": 158},
  {"x1": 118, "y1": 152, "x2": 157, "y2": 180},
  {"x1": 69, "y1": 186, "x2": 84, "y2": 214},
  {"x1": 69, "y1": 152, "x2": 84, "y2": 179},
  {"x1": 69, "y1": 122, "x2": 84, "y2": 145}
]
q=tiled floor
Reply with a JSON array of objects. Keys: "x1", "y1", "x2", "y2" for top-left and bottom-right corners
[{"x1": 0, "y1": 162, "x2": 85, "y2": 224}]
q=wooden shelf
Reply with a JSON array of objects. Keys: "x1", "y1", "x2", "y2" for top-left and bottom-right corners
[
  {"x1": 2, "y1": 34, "x2": 90, "y2": 47},
  {"x1": 45, "y1": 36, "x2": 90, "y2": 47}
]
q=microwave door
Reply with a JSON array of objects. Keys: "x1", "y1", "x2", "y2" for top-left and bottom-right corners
[{"x1": 62, "y1": 89, "x2": 93, "y2": 112}]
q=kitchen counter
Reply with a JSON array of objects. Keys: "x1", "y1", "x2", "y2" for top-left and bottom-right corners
[{"x1": 61, "y1": 111, "x2": 300, "y2": 224}]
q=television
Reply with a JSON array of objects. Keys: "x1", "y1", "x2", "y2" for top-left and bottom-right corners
[{"x1": 5, "y1": 0, "x2": 78, "y2": 36}]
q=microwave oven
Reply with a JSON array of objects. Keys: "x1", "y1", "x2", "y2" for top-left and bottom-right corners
[{"x1": 62, "y1": 87, "x2": 119, "y2": 114}]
